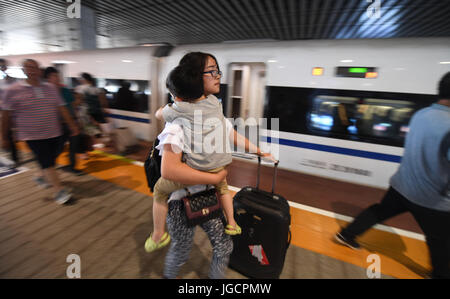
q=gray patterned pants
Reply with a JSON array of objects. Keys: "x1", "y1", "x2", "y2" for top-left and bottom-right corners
[{"x1": 164, "y1": 200, "x2": 233, "y2": 279}]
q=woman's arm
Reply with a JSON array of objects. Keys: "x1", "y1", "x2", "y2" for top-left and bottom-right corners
[
  {"x1": 231, "y1": 129, "x2": 260, "y2": 155},
  {"x1": 230, "y1": 129, "x2": 277, "y2": 162},
  {"x1": 161, "y1": 144, "x2": 227, "y2": 185},
  {"x1": 155, "y1": 107, "x2": 164, "y2": 121}
]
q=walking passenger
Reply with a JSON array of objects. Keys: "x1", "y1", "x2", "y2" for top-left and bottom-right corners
[
  {"x1": 146, "y1": 52, "x2": 275, "y2": 253},
  {"x1": 1, "y1": 59, "x2": 79, "y2": 204},
  {"x1": 0, "y1": 58, "x2": 20, "y2": 167},
  {"x1": 144, "y1": 52, "x2": 275, "y2": 279},
  {"x1": 44, "y1": 67, "x2": 83, "y2": 175},
  {"x1": 335, "y1": 72, "x2": 450, "y2": 279}
]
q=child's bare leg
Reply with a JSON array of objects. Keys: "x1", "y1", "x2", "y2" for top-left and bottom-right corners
[
  {"x1": 150, "y1": 178, "x2": 186, "y2": 244},
  {"x1": 152, "y1": 199, "x2": 168, "y2": 242},
  {"x1": 220, "y1": 193, "x2": 236, "y2": 227}
]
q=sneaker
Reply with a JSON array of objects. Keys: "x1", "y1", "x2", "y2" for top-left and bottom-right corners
[
  {"x1": 33, "y1": 176, "x2": 51, "y2": 189},
  {"x1": 60, "y1": 166, "x2": 85, "y2": 176},
  {"x1": 334, "y1": 233, "x2": 361, "y2": 250},
  {"x1": 54, "y1": 189, "x2": 72, "y2": 205}
]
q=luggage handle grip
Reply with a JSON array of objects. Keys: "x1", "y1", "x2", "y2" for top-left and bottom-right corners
[{"x1": 231, "y1": 153, "x2": 279, "y2": 194}]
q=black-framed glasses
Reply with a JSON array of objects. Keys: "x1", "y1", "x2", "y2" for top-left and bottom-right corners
[{"x1": 203, "y1": 70, "x2": 222, "y2": 78}]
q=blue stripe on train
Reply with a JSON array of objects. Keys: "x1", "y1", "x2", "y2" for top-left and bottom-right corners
[
  {"x1": 104, "y1": 114, "x2": 401, "y2": 163},
  {"x1": 261, "y1": 136, "x2": 402, "y2": 163}
]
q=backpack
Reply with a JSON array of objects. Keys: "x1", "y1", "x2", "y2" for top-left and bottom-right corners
[
  {"x1": 84, "y1": 92, "x2": 102, "y2": 115},
  {"x1": 144, "y1": 138, "x2": 162, "y2": 193}
]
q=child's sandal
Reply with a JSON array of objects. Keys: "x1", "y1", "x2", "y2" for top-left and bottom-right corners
[
  {"x1": 225, "y1": 224, "x2": 242, "y2": 235},
  {"x1": 144, "y1": 232, "x2": 171, "y2": 253}
]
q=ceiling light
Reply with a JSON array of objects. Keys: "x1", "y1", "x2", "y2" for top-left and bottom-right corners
[
  {"x1": 439, "y1": 61, "x2": 450, "y2": 64},
  {"x1": 138, "y1": 42, "x2": 171, "y2": 47},
  {"x1": 122, "y1": 60, "x2": 133, "y2": 63},
  {"x1": 340, "y1": 60, "x2": 354, "y2": 63},
  {"x1": 52, "y1": 60, "x2": 76, "y2": 64}
]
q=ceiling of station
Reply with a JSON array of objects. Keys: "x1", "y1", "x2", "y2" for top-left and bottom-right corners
[{"x1": 1, "y1": 0, "x2": 449, "y2": 55}]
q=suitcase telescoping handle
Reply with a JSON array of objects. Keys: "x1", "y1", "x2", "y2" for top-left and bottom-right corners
[
  {"x1": 255, "y1": 123, "x2": 279, "y2": 194},
  {"x1": 256, "y1": 155, "x2": 279, "y2": 194},
  {"x1": 231, "y1": 153, "x2": 279, "y2": 194}
]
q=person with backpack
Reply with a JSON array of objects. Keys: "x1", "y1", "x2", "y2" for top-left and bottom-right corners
[
  {"x1": 145, "y1": 64, "x2": 233, "y2": 255},
  {"x1": 75, "y1": 73, "x2": 108, "y2": 125},
  {"x1": 144, "y1": 52, "x2": 275, "y2": 279},
  {"x1": 75, "y1": 72, "x2": 116, "y2": 153},
  {"x1": 146, "y1": 53, "x2": 276, "y2": 253}
]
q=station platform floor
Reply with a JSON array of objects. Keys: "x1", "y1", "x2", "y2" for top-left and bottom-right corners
[{"x1": 0, "y1": 143, "x2": 431, "y2": 279}]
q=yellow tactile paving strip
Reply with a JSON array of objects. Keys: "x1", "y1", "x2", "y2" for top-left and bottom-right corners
[{"x1": 53, "y1": 149, "x2": 431, "y2": 279}]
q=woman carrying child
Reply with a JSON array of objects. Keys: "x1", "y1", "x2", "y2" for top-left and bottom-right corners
[{"x1": 146, "y1": 52, "x2": 274, "y2": 278}]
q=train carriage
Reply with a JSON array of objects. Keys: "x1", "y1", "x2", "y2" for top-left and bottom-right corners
[{"x1": 2, "y1": 37, "x2": 449, "y2": 188}]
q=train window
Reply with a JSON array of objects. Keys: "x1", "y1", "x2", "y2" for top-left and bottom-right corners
[
  {"x1": 309, "y1": 96, "x2": 358, "y2": 133},
  {"x1": 308, "y1": 96, "x2": 416, "y2": 142},
  {"x1": 68, "y1": 77, "x2": 150, "y2": 113},
  {"x1": 359, "y1": 99, "x2": 414, "y2": 139},
  {"x1": 264, "y1": 86, "x2": 435, "y2": 147}
]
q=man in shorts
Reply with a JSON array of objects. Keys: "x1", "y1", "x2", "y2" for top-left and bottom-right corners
[{"x1": 1, "y1": 59, "x2": 79, "y2": 204}]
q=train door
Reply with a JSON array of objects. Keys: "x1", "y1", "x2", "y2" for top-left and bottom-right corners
[
  {"x1": 226, "y1": 63, "x2": 267, "y2": 150},
  {"x1": 226, "y1": 63, "x2": 266, "y2": 120}
]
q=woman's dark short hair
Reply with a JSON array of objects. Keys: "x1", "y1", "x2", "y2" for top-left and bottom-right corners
[
  {"x1": 438, "y1": 72, "x2": 450, "y2": 99},
  {"x1": 178, "y1": 52, "x2": 220, "y2": 93},
  {"x1": 180, "y1": 52, "x2": 220, "y2": 71},
  {"x1": 44, "y1": 67, "x2": 59, "y2": 79},
  {"x1": 166, "y1": 65, "x2": 204, "y2": 102}
]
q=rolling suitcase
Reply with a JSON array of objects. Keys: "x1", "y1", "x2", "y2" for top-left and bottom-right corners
[{"x1": 229, "y1": 156, "x2": 291, "y2": 279}]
